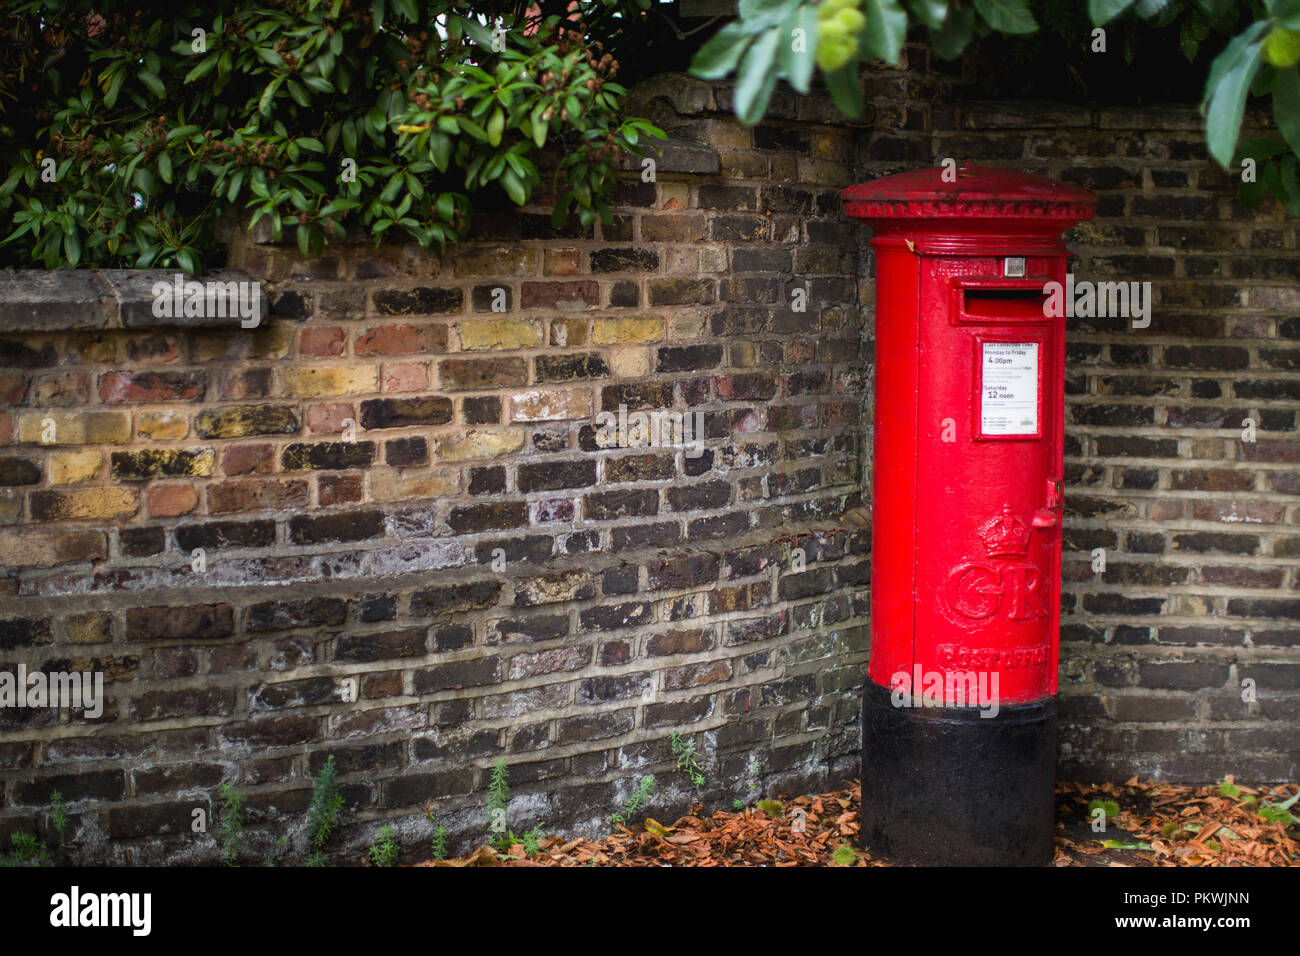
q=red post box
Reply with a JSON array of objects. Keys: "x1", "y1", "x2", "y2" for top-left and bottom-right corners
[{"x1": 843, "y1": 166, "x2": 1096, "y2": 865}]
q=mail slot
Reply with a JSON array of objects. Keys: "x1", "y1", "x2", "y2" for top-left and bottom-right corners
[{"x1": 843, "y1": 166, "x2": 1097, "y2": 866}]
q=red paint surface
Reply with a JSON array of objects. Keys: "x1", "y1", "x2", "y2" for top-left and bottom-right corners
[{"x1": 844, "y1": 167, "x2": 1096, "y2": 705}]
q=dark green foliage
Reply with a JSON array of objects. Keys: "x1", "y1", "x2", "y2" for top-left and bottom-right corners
[{"x1": 0, "y1": 0, "x2": 662, "y2": 271}]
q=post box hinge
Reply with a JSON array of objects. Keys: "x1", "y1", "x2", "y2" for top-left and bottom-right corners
[{"x1": 1032, "y1": 478, "x2": 1064, "y2": 528}]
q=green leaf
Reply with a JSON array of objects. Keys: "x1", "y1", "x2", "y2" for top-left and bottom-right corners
[
  {"x1": 63, "y1": 230, "x2": 81, "y2": 267},
  {"x1": 1203, "y1": 22, "x2": 1269, "y2": 168},
  {"x1": 1272, "y1": 67, "x2": 1300, "y2": 157},
  {"x1": 973, "y1": 0, "x2": 1038, "y2": 34},
  {"x1": 930, "y1": 7, "x2": 976, "y2": 59},
  {"x1": 905, "y1": 0, "x2": 948, "y2": 29},
  {"x1": 458, "y1": 15, "x2": 497, "y2": 49},
  {"x1": 487, "y1": 108, "x2": 505, "y2": 147},
  {"x1": 158, "y1": 152, "x2": 173, "y2": 185},
  {"x1": 737, "y1": 0, "x2": 801, "y2": 33},
  {"x1": 138, "y1": 69, "x2": 166, "y2": 99},
  {"x1": 733, "y1": 27, "x2": 781, "y2": 126},
  {"x1": 500, "y1": 167, "x2": 527, "y2": 205},
  {"x1": 777, "y1": 6, "x2": 818, "y2": 95},
  {"x1": 824, "y1": 60, "x2": 865, "y2": 117},
  {"x1": 259, "y1": 77, "x2": 284, "y2": 114},
  {"x1": 690, "y1": 22, "x2": 753, "y2": 80},
  {"x1": 1088, "y1": 0, "x2": 1136, "y2": 25},
  {"x1": 862, "y1": 0, "x2": 910, "y2": 64},
  {"x1": 184, "y1": 56, "x2": 219, "y2": 85}
]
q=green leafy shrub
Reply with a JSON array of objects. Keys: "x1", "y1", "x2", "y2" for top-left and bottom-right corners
[{"x1": 0, "y1": 0, "x2": 662, "y2": 271}]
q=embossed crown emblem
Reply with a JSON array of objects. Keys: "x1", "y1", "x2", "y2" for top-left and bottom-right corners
[{"x1": 977, "y1": 504, "x2": 1030, "y2": 558}]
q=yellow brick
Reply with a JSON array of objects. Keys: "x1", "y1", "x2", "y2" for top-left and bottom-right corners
[
  {"x1": 68, "y1": 612, "x2": 112, "y2": 644},
  {"x1": 509, "y1": 388, "x2": 593, "y2": 423},
  {"x1": 48, "y1": 450, "x2": 102, "y2": 485},
  {"x1": 452, "y1": 246, "x2": 540, "y2": 277},
  {"x1": 434, "y1": 428, "x2": 525, "y2": 462},
  {"x1": 69, "y1": 334, "x2": 117, "y2": 364},
  {"x1": 279, "y1": 365, "x2": 377, "y2": 397},
  {"x1": 30, "y1": 486, "x2": 137, "y2": 521},
  {"x1": 16, "y1": 410, "x2": 131, "y2": 445},
  {"x1": 550, "y1": 318, "x2": 588, "y2": 347},
  {"x1": 457, "y1": 320, "x2": 543, "y2": 351},
  {"x1": 252, "y1": 326, "x2": 294, "y2": 359},
  {"x1": 593, "y1": 316, "x2": 665, "y2": 345},
  {"x1": 137, "y1": 410, "x2": 188, "y2": 441},
  {"x1": 609, "y1": 348, "x2": 651, "y2": 379},
  {"x1": 370, "y1": 470, "x2": 460, "y2": 501}
]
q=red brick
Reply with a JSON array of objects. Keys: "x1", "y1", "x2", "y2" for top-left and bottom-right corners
[
  {"x1": 207, "y1": 479, "x2": 309, "y2": 514},
  {"x1": 383, "y1": 362, "x2": 429, "y2": 392},
  {"x1": 221, "y1": 443, "x2": 274, "y2": 476},
  {"x1": 300, "y1": 326, "x2": 346, "y2": 357},
  {"x1": 355, "y1": 323, "x2": 449, "y2": 356},
  {"x1": 520, "y1": 280, "x2": 599, "y2": 310},
  {"x1": 305, "y1": 402, "x2": 354, "y2": 434},
  {"x1": 319, "y1": 474, "x2": 364, "y2": 506},
  {"x1": 147, "y1": 484, "x2": 198, "y2": 517}
]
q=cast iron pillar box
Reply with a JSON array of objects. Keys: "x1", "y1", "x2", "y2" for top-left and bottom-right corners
[{"x1": 843, "y1": 166, "x2": 1096, "y2": 866}]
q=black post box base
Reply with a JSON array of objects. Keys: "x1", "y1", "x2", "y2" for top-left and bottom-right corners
[{"x1": 859, "y1": 679, "x2": 1057, "y2": 866}]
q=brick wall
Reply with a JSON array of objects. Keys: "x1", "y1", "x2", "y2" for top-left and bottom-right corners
[
  {"x1": 1, "y1": 54, "x2": 1297, "y2": 865},
  {"x1": 0, "y1": 76, "x2": 869, "y2": 863}
]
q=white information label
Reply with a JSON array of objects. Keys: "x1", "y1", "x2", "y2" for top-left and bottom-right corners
[{"x1": 981, "y1": 342, "x2": 1039, "y2": 436}]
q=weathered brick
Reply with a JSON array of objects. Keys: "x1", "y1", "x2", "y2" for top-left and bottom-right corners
[
  {"x1": 110, "y1": 447, "x2": 214, "y2": 480},
  {"x1": 458, "y1": 319, "x2": 542, "y2": 350},
  {"x1": 16, "y1": 410, "x2": 131, "y2": 445},
  {"x1": 520, "y1": 280, "x2": 599, "y2": 309},
  {"x1": 208, "y1": 479, "x2": 309, "y2": 513},
  {"x1": 289, "y1": 511, "x2": 385, "y2": 544},
  {"x1": 281, "y1": 441, "x2": 376, "y2": 470},
  {"x1": 411, "y1": 580, "x2": 502, "y2": 617},
  {"x1": 127, "y1": 604, "x2": 235, "y2": 640},
  {"x1": 439, "y1": 357, "x2": 528, "y2": 390},
  {"x1": 518, "y1": 459, "x2": 598, "y2": 493},
  {"x1": 195, "y1": 404, "x2": 300, "y2": 439},
  {"x1": 29, "y1": 487, "x2": 137, "y2": 521},
  {"x1": 372, "y1": 287, "x2": 463, "y2": 315},
  {"x1": 356, "y1": 323, "x2": 449, "y2": 355}
]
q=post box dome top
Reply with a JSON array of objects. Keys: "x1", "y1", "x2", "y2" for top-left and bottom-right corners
[{"x1": 842, "y1": 165, "x2": 1096, "y2": 224}]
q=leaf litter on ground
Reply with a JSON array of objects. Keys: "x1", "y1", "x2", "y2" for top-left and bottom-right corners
[{"x1": 414, "y1": 778, "x2": 1298, "y2": 867}]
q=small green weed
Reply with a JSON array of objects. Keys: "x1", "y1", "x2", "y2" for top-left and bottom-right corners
[
  {"x1": 668, "y1": 732, "x2": 705, "y2": 788},
  {"x1": 368, "y1": 825, "x2": 399, "y2": 867},
  {"x1": 216, "y1": 782, "x2": 247, "y2": 867},
  {"x1": 486, "y1": 757, "x2": 511, "y2": 850},
  {"x1": 305, "y1": 755, "x2": 345, "y2": 867},
  {"x1": 425, "y1": 804, "x2": 449, "y2": 860},
  {"x1": 610, "y1": 775, "x2": 656, "y2": 827}
]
